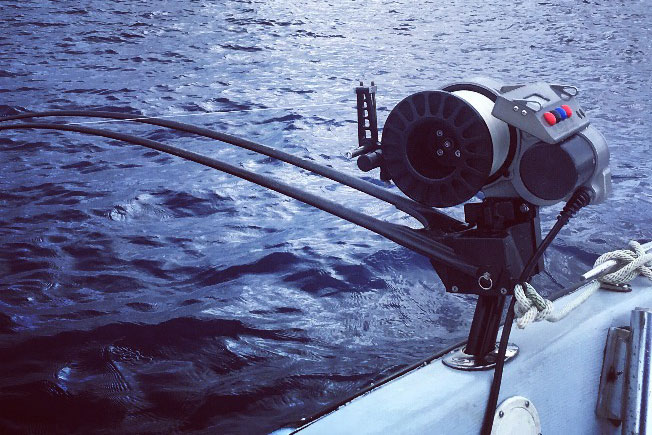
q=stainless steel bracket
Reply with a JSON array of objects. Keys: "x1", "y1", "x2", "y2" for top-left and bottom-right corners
[
  {"x1": 443, "y1": 343, "x2": 518, "y2": 371},
  {"x1": 623, "y1": 307, "x2": 652, "y2": 434},
  {"x1": 596, "y1": 326, "x2": 630, "y2": 423},
  {"x1": 596, "y1": 307, "x2": 652, "y2": 433},
  {"x1": 601, "y1": 283, "x2": 632, "y2": 293}
]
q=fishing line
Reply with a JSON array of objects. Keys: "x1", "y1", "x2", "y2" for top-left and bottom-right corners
[{"x1": 60, "y1": 101, "x2": 354, "y2": 126}]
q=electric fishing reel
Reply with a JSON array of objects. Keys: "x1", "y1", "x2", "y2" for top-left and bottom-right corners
[
  {"x1": 351, "y1": 77, "x2": 612, "y2": 363},
  {"x1": 353, "y1": 77, "x2": 611, "y2": 209},
  {"x1": 352, "y1": 77, "x2": 612, "y2": 299}
]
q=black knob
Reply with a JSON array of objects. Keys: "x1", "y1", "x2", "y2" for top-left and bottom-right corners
[{"x1": 357, "y1": 150, "x2": 384, "y2": 172}]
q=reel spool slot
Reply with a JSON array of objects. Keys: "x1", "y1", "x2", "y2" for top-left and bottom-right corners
[{"x1": 381, "y1": 89, "x2": 511, "y2": 208}]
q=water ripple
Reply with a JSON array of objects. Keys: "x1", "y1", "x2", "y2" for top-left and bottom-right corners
[{"x1": 1, "y1": 0, "x2": 650, "y2": 433}]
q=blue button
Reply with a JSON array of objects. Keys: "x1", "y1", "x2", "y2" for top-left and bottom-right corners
[{"x1": 555, "y1": 107, "x2": 567, "y2": 120}]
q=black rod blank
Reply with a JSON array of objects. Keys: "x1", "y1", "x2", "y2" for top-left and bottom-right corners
[
  {"x1": 0, "y1": 110, "x2": 460, "y2": 230},
  {"x1": 0, "y1": 122, "x2": 477, "y2": 276}
]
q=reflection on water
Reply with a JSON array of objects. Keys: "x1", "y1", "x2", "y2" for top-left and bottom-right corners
[{"x1": 1, "y1": 0, "x2": 650, "y2": 432}]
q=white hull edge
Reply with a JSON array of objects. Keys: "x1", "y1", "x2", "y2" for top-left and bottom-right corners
[{"x1": 281, "y1": 277, "x2": 652, "y2": 434}]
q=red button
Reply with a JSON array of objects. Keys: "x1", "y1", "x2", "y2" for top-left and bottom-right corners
[
  {"x1": 561, "y1": 105, "x2": 572, "y2": 118},
  {"x1": 543, "y1": 112, "x2": 557, "y2": 126}
]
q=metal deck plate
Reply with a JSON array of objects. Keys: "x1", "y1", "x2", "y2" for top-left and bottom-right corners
[{"x1": 442, "y1": 344, "x2": 519, "y2": 371}]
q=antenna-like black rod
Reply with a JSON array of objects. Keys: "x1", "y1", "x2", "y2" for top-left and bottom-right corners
[
  {"x1": 0, "y1": 111, "x2": 460, "y2": 231},
  {"x1": 0, "y1": 122, "x2": 477, "y2": 276}
]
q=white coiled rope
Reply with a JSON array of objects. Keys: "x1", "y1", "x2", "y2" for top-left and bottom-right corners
[{"x1": 514, "y1": 241, "x2": 652, "y2": 329}]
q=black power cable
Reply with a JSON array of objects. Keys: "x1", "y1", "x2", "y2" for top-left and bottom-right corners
[
  {"x1": 480, "y1": 187, "x2": 593, "y2": 435},
  {"x1": 0, "y1": 110, "x2": 460, "y2": 230},
  {"x1": 0, "y1": 122, "x2": 475, "y2": 275}
]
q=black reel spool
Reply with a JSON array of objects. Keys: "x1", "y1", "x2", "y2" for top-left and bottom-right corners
[{"x1": 381, "y1": 90, "x2": 507, "y2": 208}]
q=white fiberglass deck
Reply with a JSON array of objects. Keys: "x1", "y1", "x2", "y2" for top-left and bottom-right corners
[{"x1": 283, "y1": 277, "x2": 652, "y2": 434}]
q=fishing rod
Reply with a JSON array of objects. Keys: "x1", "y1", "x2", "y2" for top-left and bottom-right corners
[
  {"x1": 1, "y1": 77, "x2": 613, "y2": 434},
  {"x1": 0, "y1": 110, "x2": 457, "y2": 230},
  {"x1": 0, "y1": 122, "x2": 475, "y2": 275}
]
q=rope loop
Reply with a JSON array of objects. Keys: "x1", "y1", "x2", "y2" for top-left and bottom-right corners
[
  {"x1": 514, "y1": 282, "x2": 553, "y2": 329},
  {"x1": 513, "y1": 240, "x2": 652, "y2": 329},
  {"x1": 593, "y1": 241, "x2": 652, "y2": 285}
]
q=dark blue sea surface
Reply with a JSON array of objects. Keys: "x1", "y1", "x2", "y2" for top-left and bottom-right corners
[{"x1": 1, "y1": 0, "x2": 650, "y2": 433}]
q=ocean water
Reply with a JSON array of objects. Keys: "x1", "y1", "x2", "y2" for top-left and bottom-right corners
[{"x1": 0, "y1": 0, "x2": 650, "y2": 433}]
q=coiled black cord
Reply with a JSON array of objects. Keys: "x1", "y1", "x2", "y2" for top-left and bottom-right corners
[{"x1": 480, "y1": 187, "x2": 593, "y2": 435}]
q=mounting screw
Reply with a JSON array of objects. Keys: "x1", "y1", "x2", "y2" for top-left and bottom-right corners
[
  {"x1": 436, "y1": 149, "x2": 444, "y2": 156},
  {"x1": 500, "y1": 287, "x2": 508, "y2": 295},
  {"x1": 451, "y1": 286, "x2": 459, "y2": 292},
  {"x1": 525, "y1": 401, "x2": 530, "y2": 408},
  {"x1": 499, "y1": 411, "x2": 505, "y2": 418},
  {"x1": 454, "y1": 150, "x2": 461, "y2": 157},
  {"x1": 521, "y1": 109, "x2": 528, "y2": 116},
  {"x1": 520, "y1": 203, "x2": 530, "y2": 213},
  {"x1": 443, "y1": 140, "x2": 452, "y2": 148},
  {"x1": 513, "y1": 106, "x2": 519, "y2": 112},
  {"x1": 436, "y1": 130, "x2": 444, "y2": 137}
]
